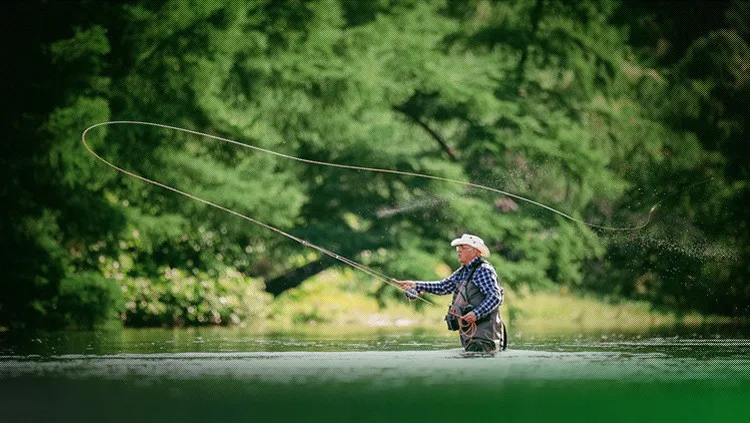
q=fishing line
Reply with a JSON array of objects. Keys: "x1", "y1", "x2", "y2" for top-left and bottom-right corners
[
  {"x1": 85, "y1": 121, "x2": 656, "y2": 230},
  {"x1": 82, "y1": 120, "x2": 655, "y2": 304},
  {"x1": 82, "y1": 121, "x2": 434, "y2": 305}
]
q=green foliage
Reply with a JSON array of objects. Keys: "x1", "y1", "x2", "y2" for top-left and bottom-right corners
[
  {"x1": 3, "y1": 0, "x2": 749, "y2": 328},
  {"x1": 121, "y1": 267, "x2": 272, "y2": 326},
  {"x1": 584, "y1": 0, "x2": 750, "y2": 316},
  {"x1": 57, "y1": 271, "x2": 124, "y2": 329}
]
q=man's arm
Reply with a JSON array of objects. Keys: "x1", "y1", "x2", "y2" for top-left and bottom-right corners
[
  {"x1": 465, "y1": 268, "x2": 501, "y2": 319},
  {"x1": 397, "y1": 269, "x2": 461, "y2": 296},
  {"x1": 414, "y1": 277, "x2": 457, "y2": 295}
]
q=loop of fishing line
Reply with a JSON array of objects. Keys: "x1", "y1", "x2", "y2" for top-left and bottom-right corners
[
  {"x1": 82, "y1": 121, "x2": 434, "y2": 305},
  {"x1": 448, "y1": 306, "x2": 478, "y2": 339},
  {"x1": 82, "y1": 120, "x2": 655, "y2": 306}
]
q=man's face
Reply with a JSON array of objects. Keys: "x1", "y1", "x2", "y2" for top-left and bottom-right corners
[{"x1": 456, "y1": 244, "x2": 480, "y2": 265}]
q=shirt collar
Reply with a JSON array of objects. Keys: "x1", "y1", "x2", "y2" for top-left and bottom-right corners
[{"x1": 464, "y1": 256, "x2": 483, "y2": 268}]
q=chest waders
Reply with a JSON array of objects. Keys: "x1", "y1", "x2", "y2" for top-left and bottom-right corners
[{"x1": 449, "y1": 260, "x2": 507, "y2": 352}]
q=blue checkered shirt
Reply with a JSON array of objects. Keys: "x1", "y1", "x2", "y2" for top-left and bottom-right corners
[{"x1": 414, "y1": 257, "x2": 503, "y2": 319}]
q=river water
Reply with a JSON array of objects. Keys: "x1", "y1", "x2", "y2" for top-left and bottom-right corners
[{"x1": 2, "y1": 325, "x2": 749, "y2": 422}]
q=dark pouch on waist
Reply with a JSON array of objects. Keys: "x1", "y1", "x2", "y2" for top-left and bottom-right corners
[{"x1": 445, "y1": 305, "x2": 460, "y2": 331}]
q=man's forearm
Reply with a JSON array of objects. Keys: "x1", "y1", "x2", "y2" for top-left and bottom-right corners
[{"x1": 415, "y1": 279, "x2": 454, "y2": 295}]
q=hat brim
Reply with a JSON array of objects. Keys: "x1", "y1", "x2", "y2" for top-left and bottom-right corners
[{"x1": 450, "y1": 238, "x2": 490, "y2": 257}]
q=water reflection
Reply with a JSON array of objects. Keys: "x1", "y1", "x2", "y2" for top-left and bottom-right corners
[{"x1": 2, "y1": 323, "x2": 749, "y2": 357}]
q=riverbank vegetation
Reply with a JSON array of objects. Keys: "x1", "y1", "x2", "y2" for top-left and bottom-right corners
[{"x1": 271, "y1": 269, "x2": 734, "y2": 331}]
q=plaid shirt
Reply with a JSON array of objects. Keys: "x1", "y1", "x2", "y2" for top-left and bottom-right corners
[{"x1": 414, "y1": 257, "x2": 503, "y2": 319}]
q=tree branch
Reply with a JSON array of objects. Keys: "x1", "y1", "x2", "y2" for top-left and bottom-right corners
[{"x1": 393, "y1": 105, "x2": 458, "y2": 161}]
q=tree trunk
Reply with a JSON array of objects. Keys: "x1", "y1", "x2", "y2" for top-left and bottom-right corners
[{"x1": 264, "y1": 257, "x2": 336, "y2": 296}]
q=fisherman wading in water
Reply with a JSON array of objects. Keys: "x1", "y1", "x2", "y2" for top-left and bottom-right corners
[{"x1": 398, "y1": 234, "x2": 506, "y2": 353}]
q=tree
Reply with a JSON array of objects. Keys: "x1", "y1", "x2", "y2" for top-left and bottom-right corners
[{"x1": 587, "y1": 0, "x2": 750, "y2": 316}]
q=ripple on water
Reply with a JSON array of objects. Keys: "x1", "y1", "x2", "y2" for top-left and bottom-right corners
[{"x1": 2, "y1": 348, "x2": 749, "y2": 385}]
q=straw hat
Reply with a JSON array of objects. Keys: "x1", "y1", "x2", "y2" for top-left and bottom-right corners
[{"x1": 450, "y1": 234, "x2": 490, "y2": 257}]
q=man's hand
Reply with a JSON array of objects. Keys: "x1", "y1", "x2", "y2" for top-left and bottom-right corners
[
  {"x1": 461, "y1": 311, "x2": 478, "y2": 324},
  {"x1": 396, "y1": 280, "x2": 416, "y2": 291}
]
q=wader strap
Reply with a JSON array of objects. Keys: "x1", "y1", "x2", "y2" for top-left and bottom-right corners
[{"x1": 501, "y1": 320, "x2": 508, "y2": 351}]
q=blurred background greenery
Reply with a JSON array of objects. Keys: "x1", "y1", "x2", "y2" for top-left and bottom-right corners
[{"x1": 1, "y1": 0, "x2": 748, "y2": 330}]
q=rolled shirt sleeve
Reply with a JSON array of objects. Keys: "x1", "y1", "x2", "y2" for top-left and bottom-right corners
[{"x1": 414, "y1": 269, "x2": 462, "y2": 295}]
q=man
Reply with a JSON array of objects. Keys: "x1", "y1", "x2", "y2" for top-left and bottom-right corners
[{"x1": 398, "y1": 234, "x2": 506, "y2": 353}]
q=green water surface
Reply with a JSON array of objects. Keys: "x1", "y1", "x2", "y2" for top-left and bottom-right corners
[{"x1": 2, "y1": 325, "x2": 749, "y2": 422}]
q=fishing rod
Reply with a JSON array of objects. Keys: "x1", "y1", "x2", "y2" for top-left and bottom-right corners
[{"x1": 82, "y1": 121, "x2": 655, "y2": 302}]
